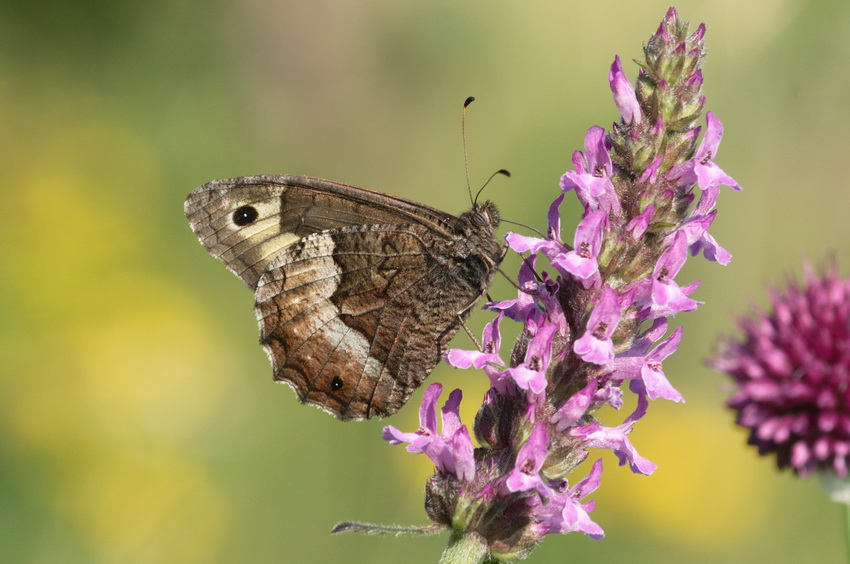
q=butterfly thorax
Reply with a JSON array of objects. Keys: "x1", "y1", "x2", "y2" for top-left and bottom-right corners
[{"x1": 437, "y1": 200, "x2": 504, "y2": 288}]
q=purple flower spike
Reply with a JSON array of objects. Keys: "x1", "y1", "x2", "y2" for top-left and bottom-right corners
[
  {"x1": 505, "y1": 423, "x2": 554, "y2": 498},
  {"x1": 573, "y1": 285, "x2": 625, "y2": 366},
  {"x1": 609, "y1": 55, "x2": 642, "y2": 125},
  {"x1": 552, "y1": 209, "x2": 607, "y2": 287},
  {"x1": 668, "y1": 111, "x2": 741, "y2": 191},
  {"x1": 357, "y1": 11, "x2": 738, "y2": 558}
]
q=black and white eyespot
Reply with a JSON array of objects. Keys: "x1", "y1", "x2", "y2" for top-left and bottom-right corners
[
  {"x1": 232, "y1": 205, "x2": 259, "y2": 226},
  {"x1": 331, "y1": 376, "x2": 344, "y2": 391}
]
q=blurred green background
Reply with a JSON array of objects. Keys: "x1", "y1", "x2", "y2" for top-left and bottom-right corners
[{"x1": 2, "y1": 1, "x2": 848, "y2": 562}]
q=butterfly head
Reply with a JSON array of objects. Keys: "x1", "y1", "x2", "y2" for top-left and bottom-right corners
[{"x1": 460, "y1": 200, "x2": 501, "y2": 238}]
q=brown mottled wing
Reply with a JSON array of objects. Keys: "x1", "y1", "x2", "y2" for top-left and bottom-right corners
[
  {"x1": 255, "y1": 224, "x2": 483, "y2": 420},
  {"x1": 184, "y1": 175, "x2": 457, "y2": 289}
]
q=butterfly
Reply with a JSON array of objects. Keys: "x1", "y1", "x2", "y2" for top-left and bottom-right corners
[{"x1": 185, "y1": 174, "x2": 505, "y2": 420}]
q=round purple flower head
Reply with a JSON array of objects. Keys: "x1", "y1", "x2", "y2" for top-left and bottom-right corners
[{"x1": 712, "y1": 261, "x2": 850, "y2": 478}]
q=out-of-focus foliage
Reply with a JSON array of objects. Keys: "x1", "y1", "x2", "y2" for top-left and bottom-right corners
[{"x1": 1, "y1": 1, "x2": 848, "y2": 562}]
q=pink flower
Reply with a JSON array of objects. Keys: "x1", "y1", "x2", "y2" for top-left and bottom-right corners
[
  {"x1": 609, "y1": 55, "x2": 641, "y2": 124},
  {"x1": 612, "y1": 319, "x2": 684, "y2": 402},
  {"x1": 535, "y1": 459, "x2": 605, "y2": 539},
  {"x1": 560, "y1": 127, "x2": 622, "y2": 215},
  {"x1": 668, "y1": 111, "x2": 741, "y2": 191},
  {"x1": 625, "y1": 204, "x2": 654, "y2": 241},
  {"x1": 383, "y1": 383, "x2": 475, "y2": 481},
  {"x1": 571, "y1": 394, "x2": 657, "y2": 475},
  {"x1": 552, "y1": 209, "x2": 607, "y2": 288},
  {"x1": 638, "y1": 231, "x2": 702, "y2": 318},
  {"x1": 445, "y1": 313, "x2": 505, "y2": 371},
  {"x1": 504, "y1": 315, "x2": 558, "y2": 395},
  {"x1": 573, "y1": 285, "x2": 628, "y2": 366},
  {"x1": 504, "y1": 423, "x2": 555, "y2": 498}
]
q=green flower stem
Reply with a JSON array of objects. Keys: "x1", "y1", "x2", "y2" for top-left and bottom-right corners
[
  {"x1": 844, "y1": 502, "x2": 850, "y2": 564},
  {"x1": 441, "y1": 531, "x2": 489, "y2": 564}
]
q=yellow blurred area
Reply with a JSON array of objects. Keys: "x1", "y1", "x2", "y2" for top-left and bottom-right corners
[
  {"x1": 56, "y1": 450, "x2": 228, "y2": 563},
  {"x1": 2, "y1": 1, "x2": 849, "y2": 563},
  {"x1": 8, "y1": 274, "x2": 237, "y2": 450},
  {"x1": 609, "y1": 404, "x2": 771, "y2": 546},
  {"x1": 1, "y1": 77, "x2": 238, "y2": 562}
]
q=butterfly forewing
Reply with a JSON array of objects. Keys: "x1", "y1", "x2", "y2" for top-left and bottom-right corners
[
  {"x1": 185, "y1": 175, "x2": 459, "y2": 289},
  {"x1": 185, "y1": 174, "x2": 505, "y2": 419}
]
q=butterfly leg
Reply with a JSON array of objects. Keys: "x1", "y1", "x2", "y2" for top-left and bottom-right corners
[
  {"x1": 458, "y1": 316, "x2": 483, "y2": 352},
  {"x1": 496, "y1": 255, "x2": 543, "y2": 290}
]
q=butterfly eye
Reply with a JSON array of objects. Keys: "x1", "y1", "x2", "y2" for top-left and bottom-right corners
[
  {"x1": 472, "y1": 211, "x2": 489, "y2": 227},
  {"x1": 232, "y1": 205, "x2": 259, "y2": 226}
]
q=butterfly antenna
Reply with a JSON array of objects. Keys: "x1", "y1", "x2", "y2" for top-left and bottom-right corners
[
  {"x1": 473, "y1": 168, "x2": 510, "y2": 206},
  {"x1": 462, "y1": 96, "x2": 475, "y2": 206},
  {"x1": 500, "y1": 217, "x2": 545, "y2": 238}
]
